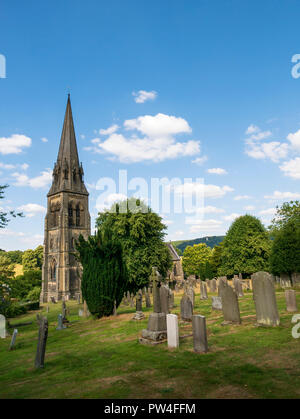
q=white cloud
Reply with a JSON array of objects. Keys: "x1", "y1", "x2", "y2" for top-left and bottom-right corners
[
  {"x1": 88, "y1": 113, "x2": 200, "y2": 163},
  {"x1": 259, "y1": 208, "x2": 276, "y2": 216},
  {"x1": 41, "y1": 137, "x2": 48, "y2": 143},
  {"x1": 223, "y1": 213, "x2": 241, "y2": 222},
  {"x1": 245, "y1": 140, "x2": 289, "y2": 163},
  {"x1": 246, "y1": 124, "x2": 260, "y2": 135},
  {"x1": 12, "y1": 168, "x2": 52, "y2": 188},
  {"x1": 280, "y1": 157, "x2": 300, "y2": 179},
  {"x1": 207, "y1": 168, "x2": 228, "y2": 175},
  {"x1": 244, "y1": 205, "x2": 255, "y2": 211},
  {"x1": 191, "y1": 156, "x2": 208, "y2": 165},
  {"x1": 248, "y1": 131, "x2": 272, "y2": 141},
  {"x1": 0, "y1": 229, "x2": 25, "y2": 237},
  {"x1": 80, "y1": 134, "x2": 86, "y2": 139},
  {"x1": 188, "y1": 219, "x2": 223, "y2": 234},
  {"x1": 95, "y1": 193, "x2": 128, "y2": 212},
  {"x1": 287, "y1": 129, "x2": 300, "y2": 150},
  {"x1": 173, "y1": 183, "x2": 234, "y2": 199},
  {"x1": 0, "y1": 162, "x2": 28, "y2": 171},
  {"x1": 195, "y1": 206, "x2": 225, "y2": 214},
  {"x1": 99, "y1": 124, "x2": 119, "y2": 136},
  {"x1": 0, "y1": 134, "x2": 32, "y2": 154},
  {"x1": 133, "y1": 90, "x2": 157, "y2": 104},
  {"x1": 234, "y1": 195, "x2": 252, "y2": 201},
  {"x1": 17, "y1": 203, "x2": 46, "y2": 217},
  {"x1": 264, "y1": 190, "x2": 300, "y2": 200}
]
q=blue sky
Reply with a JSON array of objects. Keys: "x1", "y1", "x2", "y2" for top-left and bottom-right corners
[{"x1": 1, "y1": 0, "x2": 300, "y2": 250}]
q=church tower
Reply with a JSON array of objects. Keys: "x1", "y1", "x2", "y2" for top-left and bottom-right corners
[{"x1": 41, "y1": 95, "x2": 91, "y2": 302}]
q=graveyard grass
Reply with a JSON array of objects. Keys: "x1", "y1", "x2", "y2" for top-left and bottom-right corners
[{"x1": 1, "y1": 288, "x2": 300, "y2": 399}]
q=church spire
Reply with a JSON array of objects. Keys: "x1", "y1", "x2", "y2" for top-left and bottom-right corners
[{"x1": 48, "y1": 95, "x2": 88, "y2": 196}]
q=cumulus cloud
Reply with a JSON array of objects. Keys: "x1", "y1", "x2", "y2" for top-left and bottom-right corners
[
  {"x1": 191, "y1": 156, "x2": 208, "y2": 165},
  {"x1": 223, "y1": 213, "x2": 241, "y2": 222},
  {"x1": 0, "y1": 134, "x2": 31, "y2": 154},
  {"x1": 264, "y1": 190, "x2": 300, "y2": 200},
  {"x1": 195, "y1": 206, "x2": 225, "y2": 214},
  {"x1": 259, "y1": 208, "x2": 276, "y2": 216},
  {"x1": 95, "y1": 193, "x2": 128, "y2": 212},
  {"x1": 245, "y1": 140, "x2": 289, "y2": 162},
  {"x1": 279, "y1": 157, "x2": 300, "y2": 179},
  {"x1": 18, "y1": 203, "x2": 46, "y2": 217},
  {"x1": 207, "y1": 168, "x2": 228, "y2": 175},
  {"x1": 188, "y1": 219, "x2": 223, "y2": 234},
  {"x1": 87, "y1": 113, "x2": 200, "y2": 163},
  {"x1": 41, "y1": 137, "x2": 48, "y2": 143},
  {"x1": 12, "y1": 169, "x2": 52, "y2": 188},
  {"x1": 0, "y1": 162, "x2": 28, "y2": 170},
  {"x1": 99, "y1": 124, "x2": 119, "y2": 136},
  {"x1": 244, "y1": 205, "x2": 255, "y2": 211},
  {"x1": 173, "y1": 183, "x2": 234, "y2": 199},
  {"x1": 133, "y1": 90, "x2": 157, "y2": 104},
  {"x1": 245, "y1": 124, "x2": 260, "y2": 135},
  {"x1": 234, "y1": 195, "x2": 252, "y2": 201},
  {"x1": 287, "y1": 129, "x2": 300, "y2": 150}
]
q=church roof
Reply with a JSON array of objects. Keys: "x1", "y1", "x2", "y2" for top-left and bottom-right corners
[{"x1": 166, "y1": 242, "x2": 180, "y2": 261}]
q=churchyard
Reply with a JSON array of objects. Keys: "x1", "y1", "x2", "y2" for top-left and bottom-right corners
[{"x1": 1, "y1": 281, "x2": 300, "y2": 399}]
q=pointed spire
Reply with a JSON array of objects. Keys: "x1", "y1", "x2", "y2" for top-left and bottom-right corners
[{"x1": 57, "y1": 94, "x2": 79, "y2": 166}]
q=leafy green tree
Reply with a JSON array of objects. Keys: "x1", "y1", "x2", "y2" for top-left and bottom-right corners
[
  {"x1": 75, "y1": 229, "x2": 128, "y2": 318},
  {"x1": 0, "y1": 185, "x2": 23, "y2": 228},
  {"x1": 96, "y1": 198, "x2": 172, "y2": 294},
  {"x1": 22, "y1": 245, "x2": 43, "y2": 272},
  {"x1": 210, "y1": 242, "x2": 223, "y2": 277},
  {"x1": 0, "y1": 250, "x2": 23, "y2": 264},
  {"x1": 0, "y1": 255, "x2": 15, "y2": 316},
  {"x1": 269, "y1": 200, "x2": 300, "y2": 235},
  {"x1": 182, "y1": 243, "x2": 212, "y2": 277},
  {"x1": 270, "y1": 215, "x2": 300, "y2": 277},
  {"x1": 10, "y1": 270, "x2": 42, "y2": 300},
  {"x1": 219, "y1": 215, "x2": 271, "y2": 276}
]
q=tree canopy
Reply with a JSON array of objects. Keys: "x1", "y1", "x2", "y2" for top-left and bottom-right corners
[
  {"x1": 96, "y1": 198, "x2": 172, "y2": 293},
  {"x1": 22, "y1": 245, "x2": 43, "y2": 272},
  {"x1": 269, "y1": 200, "x2": 300, "y2": 235},
  {"x1": 219, "y1": 215, "x2": 271, "y2": 276},
  {"x1": 0, "y1": 185, "x2": 23, "y2": 229},
  {"x1": 182, "y1": 243, "x2": 212, "y2": 278}
]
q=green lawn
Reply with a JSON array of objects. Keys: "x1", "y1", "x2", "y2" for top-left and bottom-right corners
[{"x1": 0, "y1": 288, "x2": 300, "y2": 399}]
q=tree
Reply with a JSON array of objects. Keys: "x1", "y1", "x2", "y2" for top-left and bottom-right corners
[
  {"x1": 10, "y1": 270, "x2": 42, "y2": 300},
  {"x1": 219, "y1": 215, "x2": 271, "y2": 277},
  {"x1": 269, "y1": 200, "x2": 300, "y2": 235},
  {"x1": 75, "y1": 229, "x2": 128, "y2": 318},
  {"x1": 22, "y1": 245, "x2": 43, "y2": 272},
  {"x1": 0, "y1": 250, "x2": 23, "y2": 264},
  {"x1": 210, "y1": 242, "x2": 223, "y2": 277},
  {"x1": 182, "y1": 243, "x2": 212, "y2": 278},
  {"x1": 96, "y1": 198, "x2": 172, "y2": 294},
  {"x1": 270, "y1": 215, "x2": 300, "y2": 277},
  {"x1": 0, "y1": 255, "x2": 15, "y2": 316},
  {"x1": 0, "y1": 185, "x2": 23, "y2": 228}
]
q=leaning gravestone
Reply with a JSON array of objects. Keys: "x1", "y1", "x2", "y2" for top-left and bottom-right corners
[
  {"x1": 200, "y1": 282, "x2": 208, "y2": 300},
  {"x1": 166, "y1": 314, "x2": 179, "y2": 349},
  {"x1": 50, "y1": 296, "x2": 57, "y2": 304},
  {"x1": 35, "y1": 317, "x2": 48, "y2": 369},
  {"x1": 252, "y1": 271, "x2": 280, "y2": 327},
  {"x1": 192, "y1": 315, "x2": 208, "y2": 353},
  {"x1": 217, "y1": 277, "x2": 228, "y2": 296},
  {"x1": 140, "y1": 268, "x2": 167, "y2": 344},
  {"x1": 9, "y1": 329, "x2": 18, "y2": 351},
  {"x1": 219, "y1": 282, "x2": 241, "y2": 325},
  {"x1": 212, "y1": 296, "x2": 222, "y2": 311},
  {"x1": 285, "y1": 290, "x2": 298, "y2": 313},
  {"x1": 132, "y1": 290, "x2": 145, "y2": 320},
  {"x1": 0, "y1": 314, "x2": 6, "y2": 339},
  {"x1": 180, "y1": 294, "x2": 193, "y2": 322}
]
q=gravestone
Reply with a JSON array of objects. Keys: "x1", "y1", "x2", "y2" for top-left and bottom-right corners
[
  {"x1": 130, "y1": 293, "x2": 134, "y2": 308},
  {"x1": 78, "y1": 309, "x2": 83, "y2": 317},
  {"x1": 166, "y1": 314, "x2": 179, "y2": 349},
  {"x1": 50, "y1": 296, "x2": 56, "y2": 304},
  {"x1": 200, "y1": 282, "x2": 208, "y2": 300},
  {"x1": 252, "y1": 271, "x2": 280, "y2": 327},
  {"x1": 0, "y1": 314, "x2": 6, "y2": 339},
  {"x1": 46, "y1": 305, "x2": 49, "y2": 313},
  {"x1": 113, "y1": 300, "x2": 117, "y2": 316},
  {"x1": 185, "y1": 286, "x2": 195, "y2": 307},
  {"x1": 280, "y1": 273, "x2": 291, "y2": 288},
  {"x1": 212, "y1": 296, "x2": 222, "y2": 311},
  {"x1": 291, "y1": 273, "x2": 300, "y2": 288},
  {"x1": 219, "y1": 282, "x2": 241, "y2": 325},
  {"x1": 132, "y1": 290, "x2": 145, "y2": 320},
  {"x1": 192, "y1": 315, "x2": 208, "y2": 353},
  {"x1": 145, "y1": 289, "x2": 151, "y2": 308},
  {"x1": 62, "y1": 300, "x2": 69, "y2": 323},
  {"x1": 160, "y1": 284, "x2": 170, "y2": 314},
  {"x1": 9, "y1": 329, "x2": 18, "y2": 351},
  {"x1": 56, "y1": 314, "x2": 66, "y2": 330},
  {"x1": 168, "y1": 289, "x2": 174, "y2": 309},
  {"x1": 83, "y1": 300, "x2": 90, "y2": 317},
  {"x1": 180, "y1": 294, "x2": 193, "y2": 322},
  {"x1": 239, "y1": 273, "x2": 243, "y2": 280},
  {"x1": 35, "y1": 317, "x2": 48, "y2": 369},
  {"x1": 233, "y1": 278, "x2": 244, "y2": 297},
  {"x1": 140, "y1": 268, "x2": 167, "y2": 344},
  {"x1": 285, "y1": 290, "x2": 298, "y2": 312},
  {"x1": 210, "y1": 279, "x2": 217, "y2": 293},
  {"x1": 217, "y1": 277, "x2": 228, "y2": 296},
  {"x1": 77, "y1": 294, "x2": 81, "y2": 304}
]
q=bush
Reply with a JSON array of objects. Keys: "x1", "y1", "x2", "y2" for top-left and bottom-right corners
[{"x1": 26, "y1": 286, "x2": 41, "y2": 302}]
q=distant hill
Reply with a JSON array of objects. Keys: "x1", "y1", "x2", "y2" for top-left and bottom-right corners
[{"x1": 172, "y1": 235, "x2": 224, "y2": 254}]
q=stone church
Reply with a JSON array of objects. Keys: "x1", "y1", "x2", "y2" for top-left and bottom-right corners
[{"x1": 40, "y1": 95, "x2": 91, "y2": 302}]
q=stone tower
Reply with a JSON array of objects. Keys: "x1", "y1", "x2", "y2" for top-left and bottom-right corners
[{"x1": 40, "y1": 95, "x2": 91, "y2": 302}]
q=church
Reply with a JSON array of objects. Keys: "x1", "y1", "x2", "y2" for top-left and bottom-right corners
[{"x1": 40, "y1": 95, "x2": 91, "y2": 302}]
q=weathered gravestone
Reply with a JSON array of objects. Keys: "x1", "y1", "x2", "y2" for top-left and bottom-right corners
[
  {"x1": 9, "y1": 329, "x2": 18, "y2": 351},
  {"x1": 140, "y1": 268, "x2": 167, "y2": 344},
  {"x1": 77, "y1": 294, "x2": 81, "y2": 304},
  {"x1": 185, "y1": 286, "x2": 195, "y2": 307},
  {"x1": 280, "y1": 273, "x2": 291, "y2": 288},
  {"x1": 212, "y1": 296, "x2": 222, "y2": 311},
  {"x1": 252, "y1": 271, "x2": 280, "y2": 327},
  {"x1": 180, "y1": 294, "x2": 193, "y2": 322},
  {"x1": 132, "y1": 290, "x2": 145, "y2": 320},
  {"x1": 0, "y1": 314, "x2": 6, "y2": 339},
  {"x1": 291, "y1": 273, "x2": 300, "y2": 288},
  {"x1": 169, "y1": 289, "x2": 174, "y2": 309},
  {"x1": 145, "y1": 288, "x2": 152, "y2": 308},
  {"x1": 160, "y1": 284, "x2": 170, "y2": 314},
  {"x1": 35, "y1": 317, "x2": 48, "y2": 369},
  {"x1": 166, "y1": 314, "x2": 179, "y2": 349},
  {"x1": 78, "y1": 309, "x2": 83, "y2": 317},
  {"x1": 192, "y1": 315, "x2": 208, "y2": 353},
  {"x1": 233, "y1": 278, "x2": 244, "y2": 298},
  {"x1": 200, "y1": 282, "x2": 208, "y2": 300},
  {"x1": 217, "y1": 277, "x2": 228, "y2": 296},
  {"x1": 62, "y1": 300, "x2": 69, "y2": 323},
  {"x1": 46, "y1": 305, "x2": 49, "y2": 313},
  {"x1": 56, "y1": 314, "x2": 66, "y2": 330},
  {"x1": 285, "y1": 290, "x2": 298, "y2": 312},
  {"x1": 50, "y1": 296, "x2": 57, "y2": 304},
  {"x1": 210, "y1": 279, "x2": 217, "y2": 293},
  {"x1": 219, "y1": 282, "x2": 241, "y2": 325}
]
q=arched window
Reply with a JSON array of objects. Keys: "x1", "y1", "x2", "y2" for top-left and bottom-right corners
[
  {"x1": 68, "y1": 202, "x2": 74, "y2": 227},
  {"x1": 50, "y1": 259, "x2": 57, "y2": 281},
  {"x1": 76, "y1": 204, "x2": 80, "y2": 226}
]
